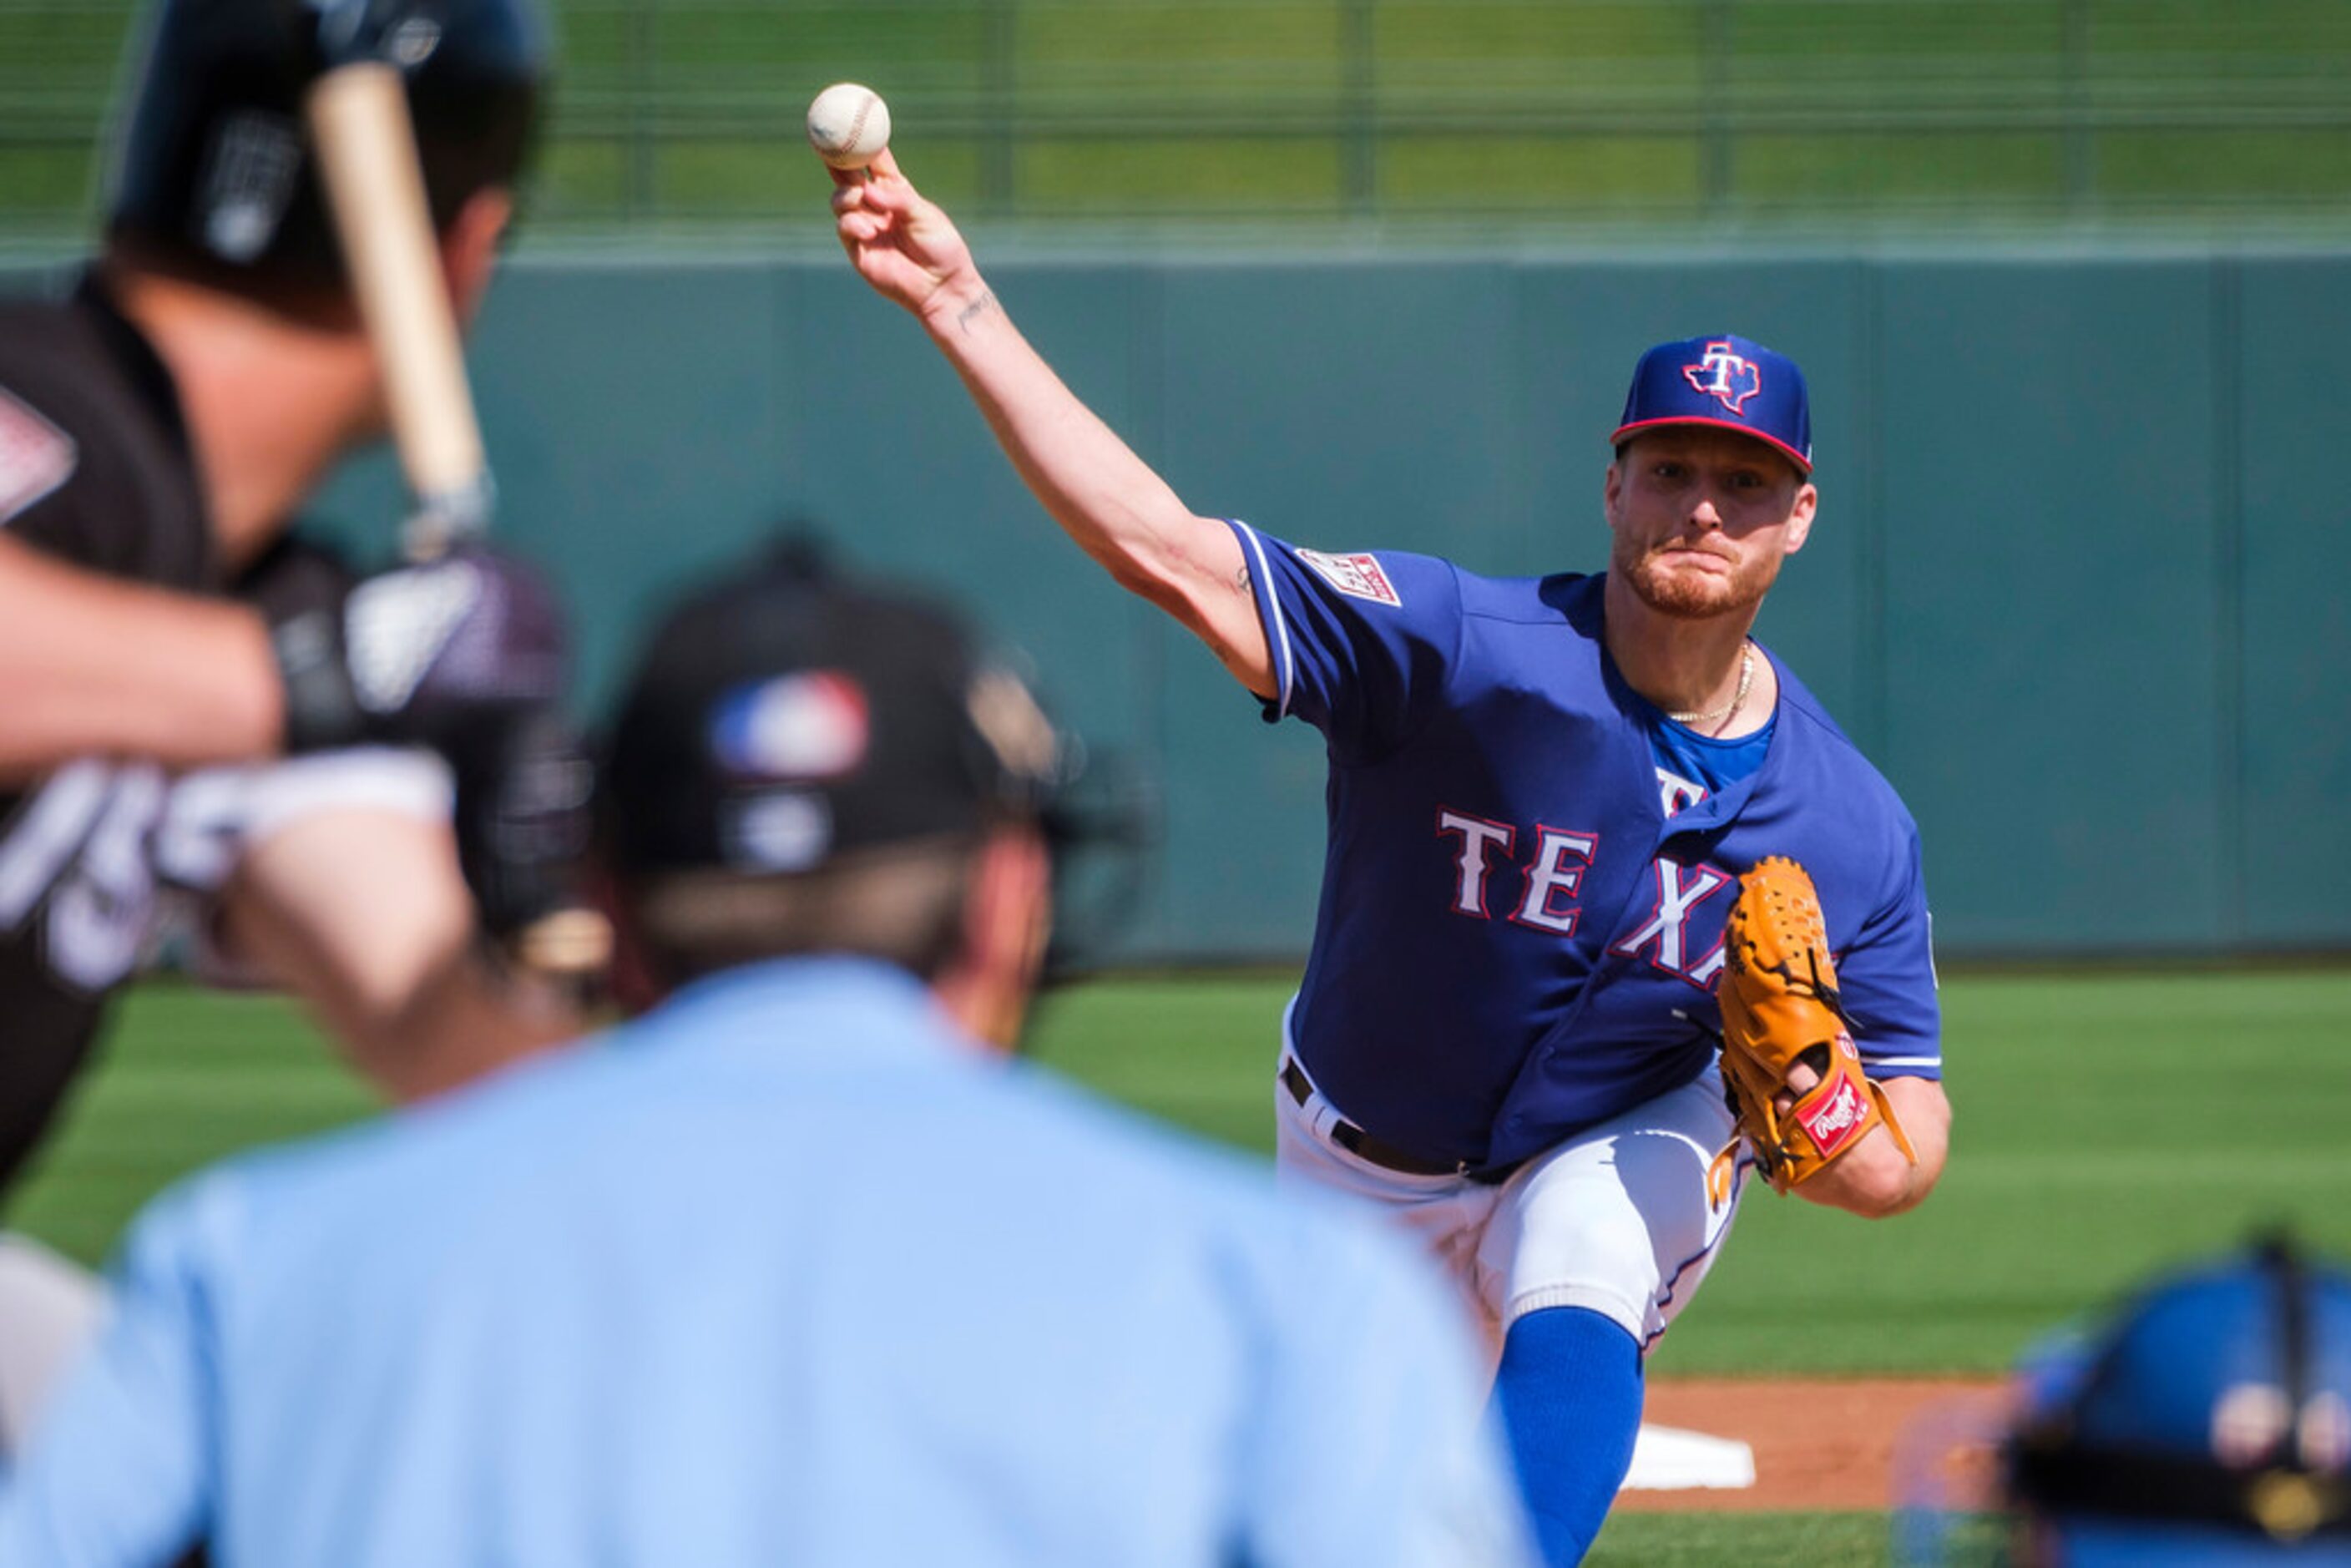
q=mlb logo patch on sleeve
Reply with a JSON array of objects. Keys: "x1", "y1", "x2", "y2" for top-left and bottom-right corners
[
  {"x1": 0, "y1": 387, "x2": 77, "y2": 525},
  {"x1": 1297, "y1": 549, "x2": 1403, "y2": 607}
]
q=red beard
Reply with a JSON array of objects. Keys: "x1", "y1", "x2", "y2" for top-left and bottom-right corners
[{"x1": 1613, "y1": 535, "x2": 1783, "y2": 620}]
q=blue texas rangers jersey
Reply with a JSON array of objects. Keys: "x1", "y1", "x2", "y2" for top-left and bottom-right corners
[{"x1": 1227, "y1": 524, "x2": 1940, "y2": 1176}]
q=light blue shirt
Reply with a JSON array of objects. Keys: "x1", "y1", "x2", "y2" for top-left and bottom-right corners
[{"x1": 0, "y1": 958, "x2": 1531, "y2": 1567}]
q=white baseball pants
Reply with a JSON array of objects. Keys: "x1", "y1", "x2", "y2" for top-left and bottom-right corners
[{"x1": 1274, "y1": 1045, "x2": 1747, "y2": 1366}]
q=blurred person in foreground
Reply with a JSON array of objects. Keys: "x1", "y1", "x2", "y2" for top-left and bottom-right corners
[
  {"x1": 0, "y1": 542, "x2": 1536, "y2": 1568},
  {"x1": 1899, "y1": 1236, "x2": 2351, "y2": 1565},
  {"x1": 0, "y1": 0, "x2": 584, "y2": 1450}
]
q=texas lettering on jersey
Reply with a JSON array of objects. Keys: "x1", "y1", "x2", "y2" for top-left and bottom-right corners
[
  {"x1": 1231, "y1": 524, "x2": 1941, "y2": 1167},
  {"x1": 1656, "y1": 766, "x2": 1706, "y2": 818},
  {"x1": 1435, "y1": 809, "x2": 1733, "y2": 989}
]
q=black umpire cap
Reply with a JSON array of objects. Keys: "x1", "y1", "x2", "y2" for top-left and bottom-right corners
[{"x1": 599, "y1": 540, "x2": 1063, "y2": 888}]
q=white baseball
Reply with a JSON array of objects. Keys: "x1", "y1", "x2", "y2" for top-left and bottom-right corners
[{"x1": 806, "y1": 83, "x2": 891, "y2": 171}]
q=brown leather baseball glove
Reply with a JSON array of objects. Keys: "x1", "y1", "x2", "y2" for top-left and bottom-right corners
[{"x1": 1711, "y1": 856, "x2": 1914, "y2": 1197}]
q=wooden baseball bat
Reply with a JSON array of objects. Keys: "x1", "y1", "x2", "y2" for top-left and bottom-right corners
[
  {"x1": 304, "y1": 61, "x2": 490, "y2": 564},
  {"x1": 303, "y1": 62, "x2": 611, "y2": 979}
]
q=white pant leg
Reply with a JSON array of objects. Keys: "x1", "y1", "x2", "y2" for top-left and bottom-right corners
[
  {"x1": 0, "y1": 1233, "x2": 105, "y2": 1457},
  {"x1": 1474, "y1": 1065, "x2": 1745, "y2": 1352},
  {"x1": 1272, "y1": 1059, "x2": 1503, "y2": 1343}
]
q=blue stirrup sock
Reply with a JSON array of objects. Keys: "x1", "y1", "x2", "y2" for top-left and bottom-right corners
[{"x1": 1491, "y1": 1305, "x2": 1645, "y2": 1567}]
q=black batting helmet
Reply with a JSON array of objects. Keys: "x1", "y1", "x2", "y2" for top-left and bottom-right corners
[{"x1": 104, "y1": 0, "x2": 549, "y2": 287}]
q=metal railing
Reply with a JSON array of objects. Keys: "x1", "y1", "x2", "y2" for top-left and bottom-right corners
[{"x1": 3, "y1": 0, "x2": 2347, "y2": 240}]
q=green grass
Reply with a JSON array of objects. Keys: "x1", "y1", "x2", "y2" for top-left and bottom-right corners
[
  {"x1": 1379, "y1": 134, "x2": 1704, "y2": 210},
  {"x1": 1672, "y1": 969, "x2": 2351, "y2": 1373},
  {"x1": 13, "y1": 968, "x2": 2351, "y2": 1386},
  {"x1": 1589, "y1": 1510, "x2": 1889, "y2": 1565},
  {"x1": 2, "y1": 0, "x2": 2346, "y2": 238},
  {"x1": 1034, "y1": 967, "x2": 2351, "y2": 1378},
  {"x1": 3, "y1": 986, "x2": 379, "y2": 1267},
  {"x1": 8, "y1": 966, "x2": 2343, "y2": 1562},
  {"x1": 1733, "y1": 133, "x2": 2069, "y2": 208}
]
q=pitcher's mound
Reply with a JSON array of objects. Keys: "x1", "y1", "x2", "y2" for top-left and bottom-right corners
[{"x1": 1615, "y1": 1377, "x2": 2007, "y2": 1512}]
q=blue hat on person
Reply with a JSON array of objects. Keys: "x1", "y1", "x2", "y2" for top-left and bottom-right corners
[
  {"x1": 1610, "y1": 333, "x2": 1813, "y2": 475},
  {"x1": 2000, "y1": 1237, "x2": 2351, "y2": 1565}
]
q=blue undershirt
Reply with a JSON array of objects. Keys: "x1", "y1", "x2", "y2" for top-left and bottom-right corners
[{"x1": 1647, "y1": 711, "x2": 1776, "y2": 815}]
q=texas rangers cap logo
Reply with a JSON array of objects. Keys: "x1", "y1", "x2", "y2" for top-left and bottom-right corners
[
  {"x1": 1681, "y1": 341, "x2": 1762, "y2": 417},
  {"x1": 1611, "y1": 333, "x2": 1813, "y2": 475}
]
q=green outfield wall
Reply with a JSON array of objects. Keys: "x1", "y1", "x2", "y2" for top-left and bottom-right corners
[{"x1": 8, "y1": 250, "x2": 2346, "y2": 960}]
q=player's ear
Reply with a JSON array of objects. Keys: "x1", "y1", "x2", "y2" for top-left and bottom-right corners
[
  {"x1": 589, "y1": 866, "x2": 668, "y2": 1016},
  {"x1": 438, "y1": 189, "x2": 514, "y2": 329},
  {"x1": 1602, "y1": 457, "x2": 1625, "y2": 529},
  {"x1": 1782, "y1": 480, "x2": 1819, "y2": 555},
  {"x1": 935, "y1": 827, "x2": 1052, "y2": 1053}
]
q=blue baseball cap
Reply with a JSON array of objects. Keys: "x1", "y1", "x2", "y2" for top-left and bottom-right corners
[
  {"x1": 1610, "y1": 333, "x2": 1813, "y2": 476},
  {"x1": 2001, "y1": 1239, "x2": 2351, "y2": 1564}
]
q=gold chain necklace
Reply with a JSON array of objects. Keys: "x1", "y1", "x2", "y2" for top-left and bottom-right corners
[{"x1": 1666, "y1": 644, "x2": 1754, "y2": 726}]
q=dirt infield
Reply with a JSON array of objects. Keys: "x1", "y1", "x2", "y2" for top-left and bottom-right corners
[{"x1": 1617, "y1": 1378, "x2": 2009, "y2": 1512}]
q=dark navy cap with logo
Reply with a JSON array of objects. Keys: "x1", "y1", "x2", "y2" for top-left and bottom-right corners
[
  {"x1": 1610, "y1": 333, "x2": 1813, "y2": 476},
  {"x1": 599, "y1": 539, "x2": 1059, "y2": 883}
]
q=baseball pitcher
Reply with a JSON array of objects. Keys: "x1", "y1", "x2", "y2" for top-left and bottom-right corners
[{"x1": 830, "y1": 151, "x2": 1951, "y2": 1565}]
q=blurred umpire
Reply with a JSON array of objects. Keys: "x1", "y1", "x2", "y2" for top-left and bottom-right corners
[
  {"x1": 0, "y1": 0, "x2": 583, "y2": 1454},
  {"x1": 1902, "y1": 1236, "x2": 2351, "y2": 1565},
  {"x1": 0, "y1": 543, "x2": 1535, "y2": 1567}
]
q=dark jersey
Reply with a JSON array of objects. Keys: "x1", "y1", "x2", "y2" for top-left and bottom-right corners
[{"x1": 0, "y1": 276, "x2": 217, "y2": 1193}]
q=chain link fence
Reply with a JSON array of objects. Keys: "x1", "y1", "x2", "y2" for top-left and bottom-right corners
[{"x1": 3, "y1": 0, "x2": 2348, "y2": 243}]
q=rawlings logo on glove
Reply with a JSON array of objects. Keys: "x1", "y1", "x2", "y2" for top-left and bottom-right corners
[
  {"x1": 1709, "y1": 856, "x2": 1914, "y2": 1197},
  {"x1": 1792, "y1": 1053, "x2": 1869, "y2": 1154}
]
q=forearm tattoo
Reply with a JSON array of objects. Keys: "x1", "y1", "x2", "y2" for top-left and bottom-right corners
[{"x1": 954, "y1": 289, "x2": 999, "y2": 334}]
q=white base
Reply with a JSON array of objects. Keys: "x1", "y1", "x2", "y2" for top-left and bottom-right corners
[{"x1": 1619, "y1": 1423, "x2": 1757, "y2": 1491}]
